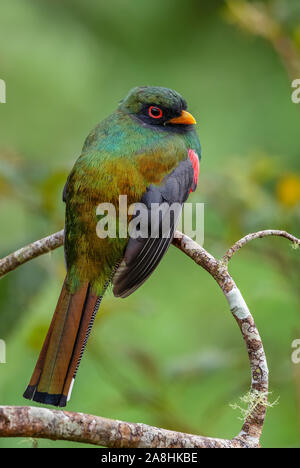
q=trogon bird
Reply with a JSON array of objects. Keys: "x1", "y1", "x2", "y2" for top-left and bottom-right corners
[{"x1": 23, "y1": 86, "x2": 201, "y2": 407}]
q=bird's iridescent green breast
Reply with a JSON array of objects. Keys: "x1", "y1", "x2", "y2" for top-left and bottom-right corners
[{"x1": 64, "y1": 109, "x2": 201, "y2": 294}]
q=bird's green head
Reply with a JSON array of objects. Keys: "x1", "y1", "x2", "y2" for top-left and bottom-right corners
[{"x1": 118, "y1": 86, "x2": 196, "y2": 131}]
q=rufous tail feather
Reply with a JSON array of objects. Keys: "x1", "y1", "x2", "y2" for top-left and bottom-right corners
[{"x1": 23, "y1": 278, "x2": 106, "y2": 407}]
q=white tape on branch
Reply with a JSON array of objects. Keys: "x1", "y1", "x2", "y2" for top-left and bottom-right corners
[{"x1": 225, "y1": 287, "x2": 250, "y2": 320}]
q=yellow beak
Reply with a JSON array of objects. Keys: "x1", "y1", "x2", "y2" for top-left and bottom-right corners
[{"x1": 168, "y1": 110, "x2": 196, "y2": 125}]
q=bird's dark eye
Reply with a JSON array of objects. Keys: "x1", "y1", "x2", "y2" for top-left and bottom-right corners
[{"x1": 149, "y1": 106, "x2": 163, "y2": 119}]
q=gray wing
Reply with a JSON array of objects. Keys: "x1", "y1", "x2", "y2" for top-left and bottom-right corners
[{"x1": 112, "y1": 157, "x2": 197, "y2": 298}]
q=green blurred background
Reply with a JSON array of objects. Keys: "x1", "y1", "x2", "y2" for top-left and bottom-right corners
[{"x1": 0, "y1": 0, "x2": 300, "y2": 448}]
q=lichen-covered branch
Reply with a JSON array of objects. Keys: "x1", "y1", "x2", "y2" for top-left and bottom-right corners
[
  {"x1": 173, "y1": 232, "x2": 269, "y2": 446},
  {"x1": 0, "y1": 230, "x2": 64, "y2": 278},
  {"x1": 0, "y1": 406, "x2": 246, "y2": 448},
  {"x1": 222, "y1": 230, "x2": 300, "y2": 264},
  {"x1": 0, "y1": 227, "x2": 299, "y2": 447}
]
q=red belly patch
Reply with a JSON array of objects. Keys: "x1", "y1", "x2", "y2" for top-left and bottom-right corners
[{"x1": 188, "y1": 149, "x2": 200, "y2": 191}]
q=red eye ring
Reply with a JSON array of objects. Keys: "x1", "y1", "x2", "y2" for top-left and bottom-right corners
[{"x1": 149, "y1": 106, "x2": 163, "y2": 119}]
